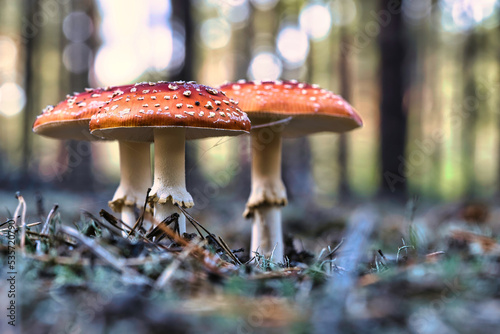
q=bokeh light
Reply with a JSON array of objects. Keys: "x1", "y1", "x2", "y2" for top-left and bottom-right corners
[
  {"x1": 299, "y1": 4, "x2": 332, "y2": 41},
  {"x1": 0, "y1": 36, "x2": 17, "y2": 71},
  {"x1": 63, "y1": 11, "x2": 93, "y2": 42},
  {"x1": 276, "y1": 26, "x2": 309, "y2": 68},
  {"x1": 168, "y1": 23, "x2": 187, "y2": 72},
  {"x1": 200, "y1": 18, "x2": 232, "y2": 49},
  {"x1": 441, "y1": 0, "x2": 498, "y2": 32},
  {"x1": 0, "y1": 82, "x2": 26, "y2": 117},
  {"x1": 248, "y1": 51, "x2": 282, "y2": 80},
  {"x1": 94, "y1": 44, "x2": 145, "y2": 85},
  {"x1": 250, "y1": 0, "x2": 279, "y2": 11},
  {"x1": 330, "y1": 0, "x2": 357, "y2": 26},
  {"x1": 219, "y1": 0, "x2": 250, "y2": 25},
  {"x1": 403, "y1": 0, "x2": 432, "y2": 25},
  {"x1": 94, "y1": 0, "x2": 179, "y2": 86},
  {"x1": 149, "y1": 25, "x2": 174, "y2": 70},
  {"x1": 63, "y1": 42, "x2": 92, "y2": 74}
]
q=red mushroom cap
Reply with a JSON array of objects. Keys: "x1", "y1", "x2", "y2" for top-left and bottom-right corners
[
  {"x1": 33, "y1": 85, "x2": 133, "y2": 141},
  {"x1": 219, "y1": 80, "x2": 363, "y2": 137},
  {"x1": 90, "y1": 81, "x2": 251, "y2": 141}
]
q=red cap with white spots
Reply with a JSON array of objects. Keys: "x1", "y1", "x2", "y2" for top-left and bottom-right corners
[
  {"x1": 90, "y1": 81, "x2": 251, "y2": 141},
  {"x1": 219, "y1": 80, "x2": 362, "y2": 137},
  {"x1": 33, "y1": 86, "x2": 133, "y2": 141}
]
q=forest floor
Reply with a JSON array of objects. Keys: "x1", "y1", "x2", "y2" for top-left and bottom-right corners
[{"x1": 1, "y1": 191, "x2": 500, "y2": 334}]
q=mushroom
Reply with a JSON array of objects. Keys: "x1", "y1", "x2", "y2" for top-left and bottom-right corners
[
  {"x1": 219, "y1": 80, "x2": 363, "y2": 262},
  {"x1": 32, "y1": 85, "x2": 153, "y2": 231},
  {"x1": 89, "y1": 81, "x2": 251, "y2": 234}
]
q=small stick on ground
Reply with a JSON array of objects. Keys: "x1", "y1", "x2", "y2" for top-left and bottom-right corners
[
  {"x1": 14, "y1": 193, "x2": 27, "y2": 252},
  {"x1": 128, "y1": 188, "x2": 152, "y2": 237},
  {"x1": 0, "y1": 222, "x2": 40, "y2": 234},
  {"x1": 175, "y1": 204, "x2": 236, "y2": 260},
  {"x1": 99, "y1": 209, "x2": 131, "y2": 236},
  {"x1": 146, "y1": 213, "x2": 180, "y2": 242},
  {"x1": 41, "y1": 204, "x2": 59, "y2": 235}
]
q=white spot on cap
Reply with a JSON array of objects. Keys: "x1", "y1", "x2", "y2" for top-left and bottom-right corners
[
  {"x1": 183, "y1": 90, "x2": 191, "y2": 97},
  {"x1": 205, "y1": 101, "x2": 213, "y2": 109},
  {"x1": 206, "y1": 87, "x2": 218, "y2": 95},
  {"x1": 168, "y1": 83, "x2": 178, "y2": 90},
  {"x1": 184, "y1": 111, "x2": 195, "y2": 116},
  {"x1": 176, "y1": 103, "x2": 183, "y2": 108},
  {"x1": 130, "y1": 87, "x2": 137, "y2": 92},
  {"x1": 42, "y1": 105, "x2": 54, "y2": 113},
  {"x1": 208, "y1": 112, "x2": 215, "y2": 118},
  {"x1": 164, "y1": 95, "x2": 170, "y2": 100}
]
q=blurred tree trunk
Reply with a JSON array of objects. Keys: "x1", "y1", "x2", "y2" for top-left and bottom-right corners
[
  {"x1": 338, "y1": 26, "x2": 352, "y2": 200},
  {"x1": 462, "y1": 31, "x2": 478, "y2": 197},
  {"x1": 282, "y1": 138, "x2": 313, "y2": 202},
  {"x1": 225, "y1": 4, "x2": 254, "y2": 200},
  {"x1": 379, "y1": 0, "x2": 408, "y2": 198},
  {"x1": 170, "y1": 0, "x2": 193, "y2": 81},
  {"x1": 61, "y1": 0, "x2": 96, "y2": 191},
  {"x1": 170, "y1": 0, "x2": 204, "y2": 194},
  {"x1": 427, "y1": 0, "x2": 443, "y2": 198},
  {"x1": 282, "y1": 10, "x2": 313, "y2": 203},
  {"x1": 498, "y1": 10, "x2": 500, "y2": 196},
  {"x1": 20, "y1": 0, "x2": 39, "y2": 186},
  {"x1": 233, "y1": 6, "x2": 253, "y2": 80}
]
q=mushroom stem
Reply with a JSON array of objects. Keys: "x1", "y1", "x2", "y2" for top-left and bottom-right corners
[
  {"x1": 120, "y1": 205, "x2": 136, "y2": 234},
  {"x1": 246, "y1": 127, "x2": 287, "y2": 262},
  {"x1": 251, "y1": 206, "x2": 284, "y2": 262},
  {"x1": 111, "y1": 141, "x2": 152, "y2": 232},
  {"x1": 151, "y1": 128, "x2": 193, "y2": 235}
]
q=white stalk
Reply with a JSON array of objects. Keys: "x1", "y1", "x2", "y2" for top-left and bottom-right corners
[
  {"x1": 110, "y1": 141, "x2": 152, "y2": 233},
  {"x1": 251, "y1": 206, "x2": 284, "y2": 262},
  {"x1": 246, "y1": 127, "x2": 287, "y2": 262},
  {"x1": 120, "y1": 205, "x2": 136, "y2": 234},
  {"x1": 150, "y1": 128, "x2": 193, "y2": 235}
]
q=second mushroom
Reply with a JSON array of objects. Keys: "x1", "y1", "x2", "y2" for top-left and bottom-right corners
[{"x1": 220, "y1": 80, "x2": 363, "y2": 263}]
